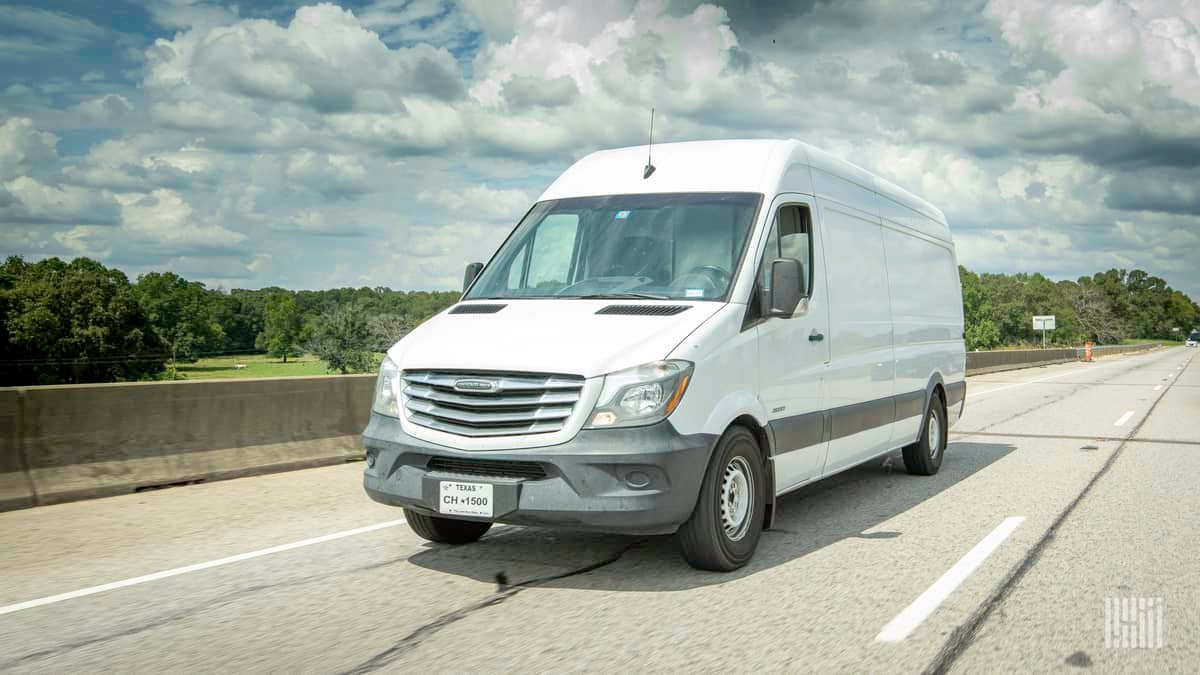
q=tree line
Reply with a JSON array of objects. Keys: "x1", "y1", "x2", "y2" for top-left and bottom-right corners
[
  {"x1": 2, "y1": 255, "x2": 1197, "y2": 386},
  {"x1": 0, "y1": 256, "x2": 458, "y2": 385},
  {"x1": 960, "y1": 266, "x2": 1199, "y2": 350}
]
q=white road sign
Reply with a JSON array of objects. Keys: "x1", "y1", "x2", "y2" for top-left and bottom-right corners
[{"x1": 1033, "y1": 315, "x2": 1056, "y2": 330}]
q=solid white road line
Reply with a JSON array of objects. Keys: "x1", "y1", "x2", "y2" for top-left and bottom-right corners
[
  {"x1": 1153, "y1": 385, "x2": 1163, "y2": 391},
  {"x1": 1114, "y1": 411, "x2": 1136, "y2": 427},
  {"x1": 876, "y1": 516, "x2": 1025, "y2": 643},
  {"x1": 0, "y1": 518, "x2": 408, "y2": 617}
]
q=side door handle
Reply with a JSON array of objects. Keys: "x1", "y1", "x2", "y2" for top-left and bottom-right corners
[{"x1": 809, "y1": 329, "x2": 825, "y2": 342}]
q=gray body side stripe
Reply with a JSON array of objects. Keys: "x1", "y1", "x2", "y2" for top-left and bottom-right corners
[
  {"x1": 945, "y1": 380, "x2": 966, "y2": 407},
  {"x1": 769, "y1": 387, "x2": 949, "y2": 456}
]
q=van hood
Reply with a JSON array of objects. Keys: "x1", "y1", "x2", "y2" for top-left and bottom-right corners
[{"x1": 388, "y1": 299, "x2": 722, "y2": 378}]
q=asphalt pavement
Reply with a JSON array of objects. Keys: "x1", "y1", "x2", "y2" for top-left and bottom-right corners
[{"x1": 0, "y1": 346, "x2": 1195, "y2": 673}]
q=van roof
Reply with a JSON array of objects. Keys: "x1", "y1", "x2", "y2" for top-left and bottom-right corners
[{"x1": 539, "y1": 139, "x2": 949, "y2": 240}]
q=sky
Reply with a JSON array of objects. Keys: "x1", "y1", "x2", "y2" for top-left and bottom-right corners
[{"x1": 1, "y1": 0, "x2": 1198, "y2": 298}]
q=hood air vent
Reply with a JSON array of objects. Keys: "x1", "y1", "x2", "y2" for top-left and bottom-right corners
[
  {"x1": 449, "y1": 303, "x2": 506, "y2": 315},
  {"x1": 596, "y1": 304, "x2": 691, "y2": 316}
]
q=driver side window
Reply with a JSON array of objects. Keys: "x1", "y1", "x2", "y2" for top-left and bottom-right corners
[{"x1": 756, "y1": 204, "x2": 813, "y2": 296}]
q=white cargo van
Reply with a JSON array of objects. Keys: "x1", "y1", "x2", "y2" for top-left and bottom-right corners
[{"x1": 364, "y1": 139, "x2": 966, "y2": 570}]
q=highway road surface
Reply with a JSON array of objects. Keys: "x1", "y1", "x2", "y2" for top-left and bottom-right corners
[{"x1": 1, "y1": 346, "x2": 1196, "y2": 673}]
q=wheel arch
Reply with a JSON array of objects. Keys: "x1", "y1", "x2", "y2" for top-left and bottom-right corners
[{"x1": 923, "y1": 371, "x2": 948, "y2": 417}]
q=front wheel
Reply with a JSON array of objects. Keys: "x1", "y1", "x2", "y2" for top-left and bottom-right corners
[
  {"x1": 903, "y1": 394, "x2": 946, "y2": 476},
  {"x1": 404, "y1": 508, "x2": 492, "y2": 544},
  {"x1": 677, "y1": 426, "x2": 766, "y2": 571}
]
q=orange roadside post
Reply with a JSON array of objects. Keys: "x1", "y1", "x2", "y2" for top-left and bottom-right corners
[{"x1": 1084, "y1": 342, "x2": 1093, "y2": 362}]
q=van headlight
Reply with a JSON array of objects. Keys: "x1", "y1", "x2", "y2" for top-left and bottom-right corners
[
  {"x1": 373, "y1": 356, "x2": 401, "y2": 417},
  {"x1": 585, "y1": 360, "x2": 693, "y2": 428}
]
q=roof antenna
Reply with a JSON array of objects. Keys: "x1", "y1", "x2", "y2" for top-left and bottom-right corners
[{"x1": 643, "y1": 108, "x2": 656, "y2": 179}]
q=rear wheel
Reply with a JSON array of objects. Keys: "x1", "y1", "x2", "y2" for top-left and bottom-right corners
[
  {"x1": 677, "y1": 426, "x2": 766, "y2": 571},
  {"x1": 903, "y1": 394, "x2": 946, "y2": 476},
  {"x1": 404, "y1": 508, "x2": 492, "y2": 544}
]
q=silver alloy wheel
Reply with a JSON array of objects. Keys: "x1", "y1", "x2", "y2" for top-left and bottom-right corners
[
  {"x1": 720, "y1": 456, "x2": 754, "y2": 541},
  {"x1": 928, "y1": 407, "x2": 942, "y2": 460}
]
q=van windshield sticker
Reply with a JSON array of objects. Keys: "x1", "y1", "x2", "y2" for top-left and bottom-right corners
[
  {"x1": 615, "y1": 210, "x2": 631, "y2": 219},
  {"x1": 685, "y1": 288, "x2": 705, "y2": 298}
]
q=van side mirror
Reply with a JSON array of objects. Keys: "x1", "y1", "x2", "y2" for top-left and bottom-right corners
[
  {"x1": 768, "y1": 258, "x2": 804, "y2": 317},
  {"x1": 463, "y1": 262, "x2": 483, "y2": 292}
]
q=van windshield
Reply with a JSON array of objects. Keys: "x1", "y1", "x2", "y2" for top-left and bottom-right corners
[
  {"x1": 465, "y1": 192, "x2": 762, "y2": 302},
  {"x1": 1191, "y1": 331, "x2": 1200, "y2": 341}
]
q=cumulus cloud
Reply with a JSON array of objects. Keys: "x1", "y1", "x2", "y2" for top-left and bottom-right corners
[
  {"x1": 283, "y1": 151, "x2": 370, "y2": 199},
  {"x1": 271, "y1": 209, "x2": 372, "y2": 236},
  {"x1": 71, "y1": 94, "x2": 136, "y2": 126},
  {"x1": 417, "y1": 184, "x2": 532, "y2": 221},
  {"x1": 0, "y1": 176, "x2": 121, "y2": 225},
  {"x1": 55, "y1": 189, "x2": 246, "y2": 263},
  {"x1": 1, "y1": 0, "x2": 1198, "y2": 298},
  {"x1": 142, "y1": 2, "x2": 466, "y2": 153},
  {"x1": 0, "y1": 117, "x2": 58, "y2": 180},
  {"x1": 982, "y1": 0, "x2": 1200, "y2": 167}
]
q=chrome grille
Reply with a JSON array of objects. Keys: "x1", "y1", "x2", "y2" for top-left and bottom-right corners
[{"x1": 401, "y1": 370, "x2": 585, "y2": 437}]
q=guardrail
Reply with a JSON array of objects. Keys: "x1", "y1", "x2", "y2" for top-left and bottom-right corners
[
  {"x1": 965, "y1": 342, "x2": 1162, "y2": 376},
  {"x1": 1, "y1": 375, "x2": 375, "y2": 512}
]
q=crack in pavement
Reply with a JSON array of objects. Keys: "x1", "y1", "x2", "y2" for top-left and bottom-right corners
[
  {"x1": 0, "y1": 554, "x2": 412, "y2": 670},
  {"x1": 952, "y1": 430, "x2": 1200, "y2": 447},
  {"x1": 922, "y1": 349, "x2": 1191, "y2": 675},
  {"x1": 337, "y1": 538, "x2": 646, "y2": 675}
]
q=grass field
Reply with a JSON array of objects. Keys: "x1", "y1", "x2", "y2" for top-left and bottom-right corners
[{"x1": 175, "y1": 353, "x2": 384, "y2": 380}]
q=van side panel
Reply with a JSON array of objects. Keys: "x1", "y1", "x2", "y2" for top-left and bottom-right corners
[
  {"x1": 815, "y1": 171, "x2": 897, "y2": 474},
  {"x1": 881, "y1": 223, "x2": 964, "y2": 444}
]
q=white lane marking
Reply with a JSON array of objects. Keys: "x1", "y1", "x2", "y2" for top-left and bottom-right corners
[
  {"x1": 1165, "y1": 373, "x2": 1174, "y2": 379},
  {"x1": 1114, "y1": 410, "x2": 1135, "y2": 427},
  {"x1": 876, "y1": 517, "x2": 1025, "y2": 643},
  {"x1": 1153, "y1": 385, "x2": 1163, "y2": 391},
  {"x1": 0, "y1": 518, "x2": 408, "y2": 617}
]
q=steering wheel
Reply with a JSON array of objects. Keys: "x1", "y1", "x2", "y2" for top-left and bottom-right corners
[{"x1": 671, "y1": 266, "x2": 731, "y2": 295}]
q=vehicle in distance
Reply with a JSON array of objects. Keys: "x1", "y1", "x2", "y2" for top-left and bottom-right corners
[
  {"x1": 1187, "y1": 330, "x2": 1199, "y2": 347},
  {"x1": 363, "y1": 139, "x2": 967, "y2": 571}
]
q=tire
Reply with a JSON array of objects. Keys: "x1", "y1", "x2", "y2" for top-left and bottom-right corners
[
  {"x1": 903, "y1": 394, "x2": 946, "y2": 476},
  {"x1": 403, "y1": 508, "x2": 492, "y2": 544},
  {"x1": 677, "y1": 426, "x2": 766, "y2": 572}
]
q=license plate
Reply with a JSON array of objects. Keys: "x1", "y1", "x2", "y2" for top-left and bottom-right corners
[{"x1": 438, "y1": 481, "x2": 493, "y2": 518}]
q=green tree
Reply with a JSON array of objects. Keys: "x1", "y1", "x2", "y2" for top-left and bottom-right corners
[
  {"x1": 256, "y1": 293, "x2": 303, "y2": 362},
  {"x1": 959, "y1": 266, "x2": 1001, "y2": 350},
  {"x1": 133, "y1": 272, "x2": 224, "y2": 373},
  {"x1": 2, "y1": 256, "x2": 165, "y2": 385},
  {"x1": 368, "y1": 313, "x2": 413, "y2": 352},
  {"x1": 307, "y1": 302, "x2": 375, "y2": 374}
]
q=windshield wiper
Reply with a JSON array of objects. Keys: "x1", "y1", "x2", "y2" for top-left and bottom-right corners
[{"x1": 576, "y1": 292, "x2": 673, "y2": 300}]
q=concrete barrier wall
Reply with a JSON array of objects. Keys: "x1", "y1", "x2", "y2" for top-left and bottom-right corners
[
  {"x1": 966, "y1": 348, "x2": 1079, "y2": 375},
  {"x1": 965, "y1": 342, "x2": 1161, "y2": 376},
  {"x1": 1, "y1": 375, "x2": 375, "y2": 511}
]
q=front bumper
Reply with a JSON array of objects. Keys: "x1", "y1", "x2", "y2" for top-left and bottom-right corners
[{"x1": 361, "y1": 413, "x2": 717, "y2": 535}]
